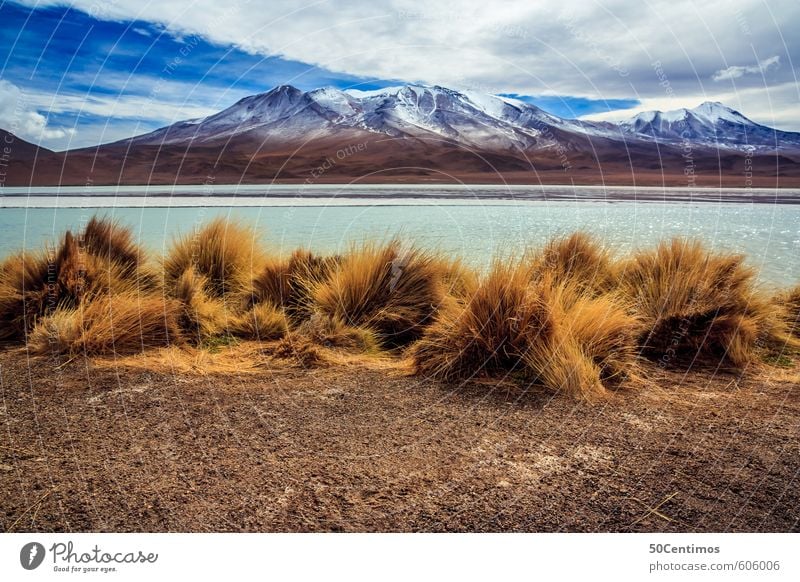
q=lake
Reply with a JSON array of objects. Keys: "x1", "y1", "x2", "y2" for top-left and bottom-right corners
[{"x1": 1, "y1": 184, "x2": 799, "y2": 289}]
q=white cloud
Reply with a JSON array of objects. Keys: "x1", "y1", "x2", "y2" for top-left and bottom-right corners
[
  {"x1": 16, "y1": 0, "x2": 798, "y2": 99},
  {"x1": 8, "y1": 0, "x2": 800, "y2": 141},
  {"x1": 712, "y1": 55, "x2": 781, "y2": 82},
  {"x1": 0, "y1": 80, "x2": 74, "y2": 143}
]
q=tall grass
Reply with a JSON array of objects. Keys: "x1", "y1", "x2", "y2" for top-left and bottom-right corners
[
  {"x1": 529, "y1": 232, "x2": 616, "y2": 294},
  {"x1": 251, "y1": 249, "x2": 337, "y2": 322},
  {"x1": 163, "y1": 217, "x2": 264, "y2": 300},
  {"x1": 1, "y1": 216, "x2": 797, "y2": 393},
  {"x1": 776, "y1": 285, "x2": 800, "y2": 339},
  {"x1": 0, "y1": 250, "x2": 52, "y2": 340},
  {"x1": 618, "y1": 239, "x2": 791, "y2": 369},
  {"x1": 310, "y1": 240, "x2": 446, "y2": 346},
  {"x1": 410, "y1": 263, "x2": 639, "y2": 399},
  {"x1": 29, "y1": 293, "x2": 181, "y2": 355},
  {"x1": 0, "y1": 218, "x2": 155, "y2": 341}
]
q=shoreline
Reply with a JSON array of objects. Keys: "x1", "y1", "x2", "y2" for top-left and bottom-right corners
[{"x1": 2, "y1": 183, "x2": 800, "y2": 207}]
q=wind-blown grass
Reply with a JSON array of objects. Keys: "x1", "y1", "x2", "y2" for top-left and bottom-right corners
[
  {"x1": 163, "y1": 217, "x2": 264, "y2": 301},
  {"x1": 29, "y1": 293, "x2": 181, "y2": 356},
  {"x1": 0, "y1": 218, "x2": 155, "y2": 341},
  {"x1": 310, "y1": 240, "x2": 446, "y2": 347},
  {"x1": 618, "y1": 238, "x2": 792, "y2": 369},
  {"x1": 410, "y1": 263, "x2": 639, "y2": 399},
  {"x1": 1, "y1": 217, "x2": 797, "y2": 396},
  {"x1": 529, "y1": 232, "x2": 616, "y2": 294},
  {"x1": 251, "y1": 249, "x2": 337, "y2": 322}
]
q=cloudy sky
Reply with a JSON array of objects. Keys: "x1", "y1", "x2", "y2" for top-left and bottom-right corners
[{"x1": 0, "y1": 0, "x2": 797, "y2": 150}]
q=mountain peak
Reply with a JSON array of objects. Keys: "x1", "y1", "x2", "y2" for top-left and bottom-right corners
[
  {"x1": 689, "y1": 101, "x2": 750, "y2": 124},
  {"x1": 624, "y1": 101, "x2": 753, "y2": 128},
  {"x1": 121, "y1": 83, "x2": 798, "y2": 154}
]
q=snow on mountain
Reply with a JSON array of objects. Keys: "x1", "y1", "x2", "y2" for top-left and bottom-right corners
[
  {"x1": 126, "y1": 85, "x2": 800, "y2": 154},
  {"x1": 619, "y1": 102, "x2": 800, "y2": 151}
]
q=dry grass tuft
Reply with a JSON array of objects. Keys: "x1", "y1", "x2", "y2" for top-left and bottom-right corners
[
  {"x1": 168, "y1": 266, "x2": 230, "y2": 342},
  {"x1": 433, "y1": 256, "x2": 479, "y2": 299},
  {"x1": 775, "y1": 285, "x2": 800, "y2": 339},
  {"x1": 0, "y1": 220, "x2": 153, "y2": 341},
  {"x1": 81, "y1": 216, "x2": 142, "y2": 274},
  {"x1": 231, "y1": 302, "x2": 289, "y2": 341},
  {"x1": 529, "y1": 232, "x2": 616, "y2": 293},
  {"x1": 163, "y1": 217, "x2": 263, "y2": 300},
  {"x1": 411, "y1": 263, "x2": 638, "y2": 399},
  {"x1": 293, "y1": 313, "x2": 380, "y2": 353},
  {"x1": 29, "y1": 294, "x2": 181, "y2": 356},
  {"x1": 251, "y1": 249, "x2": 337, "y2": 322},
  {"x1": 273, "y1": 335, "x2": 326, "y2": 367},
  {"x1": 0, "y1": 250, "x2": 53, "y2": 340},
  {"x1": 311, "y1": 240, "x2": 445, "y2": 346},
  {"x1": 618, "y1": 239, "x2": 789, "y2": 369}
]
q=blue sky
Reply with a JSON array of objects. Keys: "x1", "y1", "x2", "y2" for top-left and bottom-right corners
[
  {"x1": 0, "y1": 2, "x2": 403, "y2": 148},
  {"x1": 0, "y1": 1, "x2": 641, "y2": 150},
  {"x1": 1, "y1": 0, "x2": 796, "y2": 149}
]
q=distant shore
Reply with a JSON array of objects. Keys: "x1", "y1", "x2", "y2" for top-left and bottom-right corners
[{"x1": 3, "y1": 183, "x2": 800, "y2": 206}]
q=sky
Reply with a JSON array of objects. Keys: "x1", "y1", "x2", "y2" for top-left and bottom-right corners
[{"x1": 0, "y1": 0, "x2": 797, "y2": 150}]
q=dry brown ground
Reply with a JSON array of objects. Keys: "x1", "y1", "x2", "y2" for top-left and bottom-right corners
[{"x1": 1, "y1": 345, "x2": 798, "y2": 532}]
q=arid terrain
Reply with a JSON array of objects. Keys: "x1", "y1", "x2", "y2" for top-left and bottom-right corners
[
  {"x1": 4, "y1": 128, "x2": 800, "y2": 188},
  {"x1": 1, "y1": 346, "x2": 798, "y2": 533}
]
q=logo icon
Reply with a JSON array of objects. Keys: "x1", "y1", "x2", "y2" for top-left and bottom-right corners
[{"x1": 20, "y1": 542, "x2": 46, "y2": 570}]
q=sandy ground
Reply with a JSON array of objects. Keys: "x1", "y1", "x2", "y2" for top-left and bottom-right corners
[{"x1": 1, "y1": 346, "x2": 798, "y2": 532}]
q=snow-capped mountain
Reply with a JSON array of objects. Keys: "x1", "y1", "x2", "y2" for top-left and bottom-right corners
[
  {"x1": 125, "y1": 85, "x2": 798, "y2": 156},
  {"x1": 618, "y1": 102, "x2": 800, "y2": 152},
  {"x1": 6, "y1": 83, "x2": 799, "y2": 187},
  {"x1": 127, "y1": 84, "x2": 626, "y2": 152}
]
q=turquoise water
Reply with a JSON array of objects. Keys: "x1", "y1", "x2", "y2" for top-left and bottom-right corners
[{"x1": 1, "y1": 201, "x2": 798, "y2": 289}]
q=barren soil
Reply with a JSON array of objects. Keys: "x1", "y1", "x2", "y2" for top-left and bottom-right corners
[{"x1": 1, "y1": 347, "x2": 798, "y2": 532}]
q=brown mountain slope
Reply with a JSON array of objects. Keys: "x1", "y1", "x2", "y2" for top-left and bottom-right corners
[{"x1": 2, "y1": 126, "x2": 799, "y2": 187}]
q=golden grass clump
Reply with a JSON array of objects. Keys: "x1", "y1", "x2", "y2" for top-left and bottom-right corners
[
  {"x1": 525, "y1": 282, "x2": 641, "y2": 397},
  {"x1": 293, "y1": 313, "x2": 379, "y2": 353},
  {"x1": 273, "y1": 335, "x2": 326, "y2": 367},
  {"x1": 0, "y1": 218, "x2": 155, "y2": 341},
  {"x1": 169, "y1": 266, "x2": 230, "y2": 342},
  {"x1": 163, "y1": 217, "x2": 264, "y2": 300},
  {"x1": 251, "y1": 249, "x2": 337, "y2": 322},
  {"x1": 529, "y1": 232, "x2": 616, "y2": 294},
  {"x1": 231, "y1": 302, "x2": 289, "y2": 341},
  {"x1": 410, "y1": 262, "x2": 639, "y2": 399},
  {"x1": 29, "y1": 293, "x2": 181, "y2": 356},
  {"x1": 310, "y1": 240, "x2": 446, "y2": 346},
  {"x1": 433, "y1": 256, "x2": 479, "y2": 299},
  {"x1": 81, "y1": 216, "x2": 143, "y2": 275},
  {"x1": 0, "y1": 250, "x2": 52, "y2": 340},
  {"x1": 775, "y1": 285, "x2": 800, "y2": 339},
  {"x1": 618, "y1": 238, "x2": 789, "y2": 369}
]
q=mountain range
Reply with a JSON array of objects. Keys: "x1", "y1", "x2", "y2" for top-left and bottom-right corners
[{"x1": 3, "y1": 84, "x2": 800, "y2": 187}]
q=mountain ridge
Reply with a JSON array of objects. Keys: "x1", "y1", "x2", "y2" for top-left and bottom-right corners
[{"x1": 2, "y1": 84, "x2": 799, "y2": 187}]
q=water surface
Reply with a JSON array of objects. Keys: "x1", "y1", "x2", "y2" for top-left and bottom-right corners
[{"x1": 1, "y1": 186, "x2": 798, "y2": 289}]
